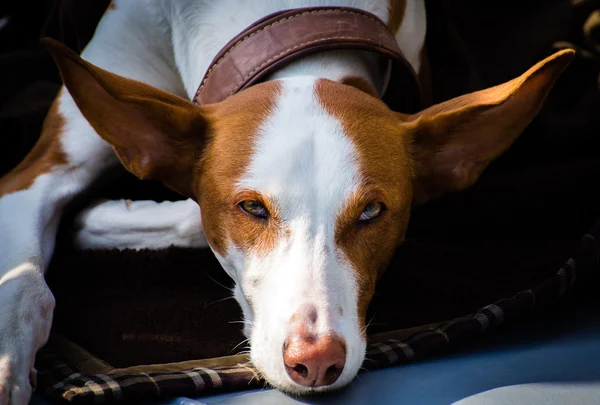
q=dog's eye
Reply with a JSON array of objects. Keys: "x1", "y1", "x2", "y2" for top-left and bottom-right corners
[
  {"x1": 239, "y1": 200, "x2": 269, "y2": 218},
  {"x1": 359, "y1": 202, "x2": 383, "y2": 221}
]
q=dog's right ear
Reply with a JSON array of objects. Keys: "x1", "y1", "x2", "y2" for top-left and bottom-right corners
[
  {"x1": 42, "y1": 38, "x2": 209, "y2": 198},
  {"x1": 403, "y1": 49, "x2": 574, "y2": 204}
]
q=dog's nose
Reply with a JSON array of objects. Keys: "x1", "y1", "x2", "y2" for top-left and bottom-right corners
[{"x1": 283, "y1": 333, "x2": 346, "y2": 387}]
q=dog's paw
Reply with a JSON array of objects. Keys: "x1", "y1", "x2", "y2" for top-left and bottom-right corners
[
  {"x1": 0, "y1": 361, "x2": 36, "y2": 405},
  {"x1": 73, "y1": 198, "x2": 209, "y2": 250},
  {"x1": 0, "y1": 264, "x2": 55, "y2": 405}
]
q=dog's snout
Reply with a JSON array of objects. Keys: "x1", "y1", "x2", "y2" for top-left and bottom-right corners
[
  {"x1": 283, "y1": 333, "x2": 346, "y2": 387},
  {"x1": 289, "y1": 303, "x2": 318, "y2": 325}
]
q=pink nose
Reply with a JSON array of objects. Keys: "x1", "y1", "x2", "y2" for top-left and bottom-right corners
[{"x1": 283, "y1": 333, "x2": 346, "y2": 387}]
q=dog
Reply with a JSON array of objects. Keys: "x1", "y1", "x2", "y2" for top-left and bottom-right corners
[{"x1": 0, "y1": 0, "x2": 574, "y2": 403}]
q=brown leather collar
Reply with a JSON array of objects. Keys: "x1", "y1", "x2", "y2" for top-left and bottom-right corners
[{"x1": 193, "y1": 7, "x2": 421, "y2": 110}]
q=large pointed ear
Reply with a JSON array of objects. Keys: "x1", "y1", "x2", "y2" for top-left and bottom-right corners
[
  {"x1": 406, "y1": 49, "x2": 575, "y2": 204},
  {"x1": 42, "y1": 38, "x2": 208, "y2": 198}
]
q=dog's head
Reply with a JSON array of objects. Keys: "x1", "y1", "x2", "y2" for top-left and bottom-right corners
[{"x1": 45, "y1": 39, "x2": 573, "y2": 393}]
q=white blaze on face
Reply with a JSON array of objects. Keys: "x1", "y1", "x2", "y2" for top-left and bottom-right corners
[{"x1": 223, "y1": 77, "x2": 366, "y2": 392}]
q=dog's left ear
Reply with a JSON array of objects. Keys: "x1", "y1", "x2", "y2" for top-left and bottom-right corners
[
  {"x1": 42, "y1": 38, "x2": 210, "y2": 198},
  {"x1": 405, "y1": 49, "x2": 574, "y2": 204}
]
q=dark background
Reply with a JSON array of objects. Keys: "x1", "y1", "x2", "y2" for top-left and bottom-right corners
[{"x1": 1, "y1": 0, "x2": 600, "y2": 366}]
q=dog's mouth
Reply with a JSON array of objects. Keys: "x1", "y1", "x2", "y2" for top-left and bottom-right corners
[
  {"x1": 254, "y1": 347, "x2": 360, "y2": 396},
  {"x1": 247, "y1": 320, "x2": 366, "y2": 395},
  {"x1": 228, "y1": 261, "x2": 367, "y2": 393},
  {"x1": 281, "y1": 333, "x2": 347, "y2": 389},
  {"x1": 233, "y1": 306, "x2": 365, "y2": 393}
]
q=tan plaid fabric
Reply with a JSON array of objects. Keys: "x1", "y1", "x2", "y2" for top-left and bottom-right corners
[{"x1": 36, "y1": 229, "x2": 599, "y2": 404}]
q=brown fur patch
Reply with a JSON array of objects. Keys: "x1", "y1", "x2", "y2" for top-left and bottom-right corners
[
  {"x1": 197, "y1": 82, "x2": 282, "y2": 257},
  {"x1": 409, "y1": 49, "x2": 575, "y2": 203},
  {"x1": 44, "y1": 38, "x2": 211, "y2": 198},
  {"x1": 0, "y1": 91, "x2": 67, "y2": 197},
  {"x1": 315, "y1": 79, "x2": 412, "y2": 334},
  {"x1": 340, "y1": 76, "x2": 378, "y2": 98},
  {"x1": 43, "y1": 39, "x2": 285, "y2": 259},
  {"x1": 388, "y1": 0, "x2": 407, "y2": 35}
]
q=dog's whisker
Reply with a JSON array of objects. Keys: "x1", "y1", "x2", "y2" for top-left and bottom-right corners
[
  {"x1": 237, "y1": 363, "x2": 262, "y2": 387},
  {"x1": 247, "y1": 375, "x2": 256, "y2": 386},
  {"x1": 229, "y1": 337, "x2": 251, "y2": 354},
  {"x1": 206, "y1": 274, "x2": 234, "y2": 293},
  {"x1": 365, "y1": 314, "x2": 376, "y2": 328},
  {"x1": 205, "y1": 295, "x2": 236, "y2": 307},
  {"x1": 229, "y1": 319, "x2": 253, "y2": 326},
  {"x1": 245, "y1": 366, "x2": 266, "y2": 388}
]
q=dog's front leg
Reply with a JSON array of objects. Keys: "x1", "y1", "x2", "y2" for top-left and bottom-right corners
[
  {"x1": 73, "y1": 198, "x2": 209, "y2": 250},
  {"x1": 0, "y1": 3, "x2": 188, "y2": 401},
  {"x1": 0, "y1": 264, "x2": 54, "y2": 405},
  {"x1": 0, "y1": 88, "x2": 118, "y2": 405}
]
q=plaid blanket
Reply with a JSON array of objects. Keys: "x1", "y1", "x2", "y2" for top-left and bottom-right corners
[
  {"x1": 35, "y1": 224, "x2": 600, "y2": 403},
  {"x1": 1, "y1": 0, "x2": 599, "y2": 403}
]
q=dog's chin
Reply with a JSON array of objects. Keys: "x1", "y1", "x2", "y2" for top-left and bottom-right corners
[
  {"x1": 261, "y1": 371, "x2": 355, "y2": 397},
  {"x1": 250, "y1": 342, "x2": 365, "y2": 397},
  {"x1": 283, "y1": 379, "x2": 354, "y2": 396}
]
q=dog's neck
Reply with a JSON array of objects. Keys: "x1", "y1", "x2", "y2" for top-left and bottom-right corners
[
  {"x1": 268, "y1": 50, "x2": 389, "y2": 97},
  {"x1": 164, "y1": 1, "x2": 390, "y2": 100}
]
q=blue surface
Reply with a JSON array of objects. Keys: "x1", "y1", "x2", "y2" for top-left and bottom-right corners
[
  {"x1": 30, "y1": 299, "x2": 600, "y2": 405},
  {"x1": 455, "y1": 382, "x2": 600, "y2": 404},
  {"x1": 171, "y1": 299, "x2": 600, "y2": 405}
]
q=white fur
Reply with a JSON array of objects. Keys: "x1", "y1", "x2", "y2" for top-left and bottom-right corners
[
  {"x1": 0, "y1": 0, "x2": 426, "y2": 402},
  {"x1": 0, "y1": 263, "x2": 54, "y2": 405},
  {"x1": 165, "y1": 0, "x2": 405, "y2": 99},
  {"x1": 395, "y1": 0, "x2": 427, "y2": 73},
  {"x1": 0, "y1": 3, "x2": 198, "y2": 403},
  {"x1": 74, "y1": 199, "x2": 207, "y2": 250},
  {"x1": 214, "y1": 78, "x2": 366, "y2": 393}
]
